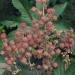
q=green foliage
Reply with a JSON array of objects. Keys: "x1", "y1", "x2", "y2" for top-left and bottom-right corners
[
  {"x1": 12, "y1": 0, "x2": 32, "y2": 24},
  {"x1": 54, "y1": 2, "x2": 68, "y2": 16}
]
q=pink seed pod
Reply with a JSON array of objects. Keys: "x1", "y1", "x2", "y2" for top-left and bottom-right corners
[
  {"x1": 20, "y1": 57, "x2": 27, "y2": 64},
  {"x1": 6, "y1": 46, "x2": 12, "y2": 51},
  {"x1": 9, "y1": 40, "x2": 15, "y2": 46},
  {"x1": 33, "y1": 34, "x2": 38, "y2": 39},
  {"x1": 15, "y1": 31, "x2": 21, "y2": 37},
  {"x1": 2, "y1": 39, "x2": 8, "y2": 43},
  {"x1": 47, "y1": 8, "x2": 55, "y2": 14},
  {"x1": 29, "y1": 40, "x2": 34, "y2": 45},
  {"x1": 64, "y1": 42, "x2": 69, "y2": 47},
  {"x1": 6, "y1": 59, "x2": 13, "y2": 65},
  {"x1": 52, "y1": 62, "x2": 58, "y2": 68},
  {"x1": 41, "y1": 0, "x2": 46, "y2": 4},
  {"x1": 42, "y1": 64, "x2": 49, "y2": 70},
  {"x1": 65, "y1": 32, "x2": 74, "y2": 38},
  {"x1": 27, "y1": 34, "x2": 33, "y2": 41},
  {"x1": 32, "y1": 19, "x2": 38, "y2": 24},
  {"x1": 22, "y1": 37, "x2": 28, "y2": 42},
  {"x1": 41, "y1": 16, "x2": 49, "y2": 23},
  {"x1": 3, "y1": 42, "x2": 8, "y2": 49},
  {"x1": 56, "y1": 32, "x2": 61, "y2": 38},
  {"x1": 38, "y1": 20, "x2": 44, "y2": 26},
  {"x1": 68, "y1": 38, "x2": 75, "y2": 46},
  {"x1": 46, "y1": 23, "x2": 54, "y2": 31},
  {"x1": 52, "y1": 16, "x2": 58, "y2": 20},
  {"x1": 36, "y1": 38, "x2": 42, "y2": 43},
  {"x1": 16, "y1": 43, "x2": 22, "y2": 49},
  {"x1": 31, "y1": 7, "x2": 36, "y2": 12},
  {"x1": 22, "y1": 42, "x2": 29, "y2": 49},
  {"x1": 59, "y1": 43, "x2": 65, "y2": 49},
  {"x1": 11, "y1": 45, "x2": 16, "y2": 50},
  {"x1": 26, "y1": 29, "x2": 32, "y2": 34},
  {"x1": 25, "y1": 52, "x2": 32, "y2": 58},
  {"x1": 21, "y1": 22, "x2": 27, "y2": 28},
  {"x1": 38, "y1": 10, "x2": 43, "y2": 16},
  {"x1": 34, "y1": 23, "x2": 39, "y2": 28},
  {"x1": 0, "y1": 32, "x2": 7, "y2": 40},
  {"x1": 20, "y1": 48, "x2": 25, "y2": 53},
  {"x1": 38, "y1": 30, "x2": 44, "y2": 35},
  {"x1": 10, "y1": 57, "x2": 15, "y2": 62}
]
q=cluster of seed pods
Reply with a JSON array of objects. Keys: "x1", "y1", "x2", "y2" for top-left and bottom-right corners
[{"x1": 0, "y1": 0, "x2": 75, "y2": 74}]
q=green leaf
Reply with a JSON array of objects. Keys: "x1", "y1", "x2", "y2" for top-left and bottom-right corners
[
  {"x1": 54, "y1": 55, "x2": 65, "y2": 75},
  {"x1": 54, "y1": 21, "x2": 69, "y2": 31},
  {"x1": 12, "y1": 0, "x2": 32, "y2": 24},
  {"x1": 65, "y1": 60, "x2": 75, "y2": 75},
  {"x1": 36, "y1": 0, "x2": 43, "y2": 10},
  {"x1": 0, "y1": 40, "x2": 3, "y2": 51},
  {"x1": 1, "y1": 20, "x2": 18, "y2": 28},
  {"x1": 54, "y1": 2, "x2": 68, "y2": 16},
  {"x1": 0, "y1": 55, "x2": 6, "y2": 75},
  {"x1": 16, "y1": 69, "x2": 45, "y2": 75},
  {"x1": 0, "y1": 55, "x2": 5, "y2": 63}
]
